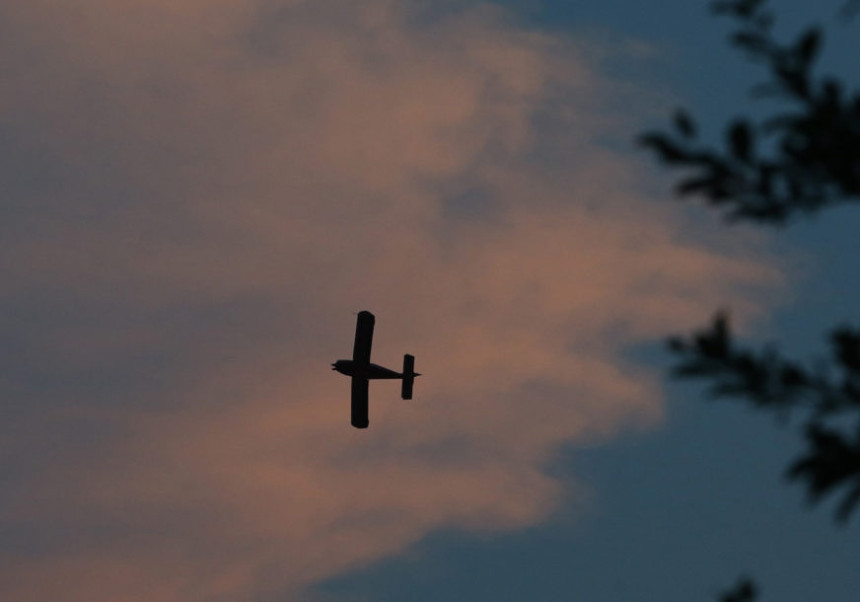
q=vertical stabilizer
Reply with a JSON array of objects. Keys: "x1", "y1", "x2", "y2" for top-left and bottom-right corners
[{"x1": 401, "y1": 354, "x2": 416, "y2": 400}]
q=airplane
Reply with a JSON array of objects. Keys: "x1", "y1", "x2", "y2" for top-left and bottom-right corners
[{"x1": 332, "y1": 310, "x2": 420, "y2": 428}]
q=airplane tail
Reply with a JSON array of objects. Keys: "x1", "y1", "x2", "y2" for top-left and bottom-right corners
[{"x1": 401, "y1": 354, "x2": 419, "y2": 400}]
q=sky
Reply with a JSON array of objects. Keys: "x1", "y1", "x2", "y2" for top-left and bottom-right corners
[{"x1": 0, "y1": 1, "x2": 858, "y2": 601}]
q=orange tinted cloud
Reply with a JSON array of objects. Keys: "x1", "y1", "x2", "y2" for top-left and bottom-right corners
[{"x1": 0, "y1": 1, "x2": 784, "y2": 600}]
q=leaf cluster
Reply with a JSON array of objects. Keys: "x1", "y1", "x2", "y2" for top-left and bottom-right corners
[
  {"x1": 638, "y1": 0, "x2": 860, "y2": 224},
  {"x1": 669, "y1": 313, "x2": 860, "y2": 522}
]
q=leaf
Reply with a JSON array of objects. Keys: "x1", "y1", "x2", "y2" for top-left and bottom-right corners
[
  {"x1": 787, "y1": 423, "x2": 860, "y2": 521},
  {"x1": 780, "y1": 365, "x2": 807, "y2": 388},
  {"x1": 728, "y1": 119, "x2": 754, "y2": 162},
  {"x1": 836, "y1": 483, "x2": 860, "y2": 522},
  {"x1": 672, "y1": 109, "x2": 697, "y2": 138},
  {"x1": 778, "y1": 65, "x2": 811, "y2": 99},
  {"x1": 796, "y1": 27, "x2": 822, "y2": 66},
  {"x1": 831, "y1": 328, "x2": 860, "y2": 373},
  {"x1": 720, "y1": 577, "x2": 758, "y2": 602},
  {"x1": 637, "y1": 133, "x2": 688, "y2": 163},
  {"x1": 675, "y1": 176, "x2": 715, "y2": 196},
  {"x1": 666, "y1": 337, "x2": 688, "y2": 352},
  {"x1": 712, "y1": 311, "x2": 731, "y2": 354}
]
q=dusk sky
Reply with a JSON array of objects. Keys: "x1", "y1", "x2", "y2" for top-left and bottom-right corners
[{"x1": 1, "y1": 1, "x2": 858, "y2": 601}]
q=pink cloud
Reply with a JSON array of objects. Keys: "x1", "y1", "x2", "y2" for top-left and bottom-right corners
[{"x1": 0, "y1": 1, "x2": 785, "y2": 600}]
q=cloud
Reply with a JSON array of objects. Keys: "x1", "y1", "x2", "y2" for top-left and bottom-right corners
[{"x1": 0, "y1": 1, "x2": 783, "y2": 600}]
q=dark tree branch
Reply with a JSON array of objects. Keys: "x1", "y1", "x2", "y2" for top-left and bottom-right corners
[
  {"x1": 639, "y1": 1, "x2": 859, "y2": 599},
  {"x1": 638, "y1": 0, "x2": 860, "y2": 224},
  {"x1": 669, "y1": 313, "x2": 860, "y2": 522}
]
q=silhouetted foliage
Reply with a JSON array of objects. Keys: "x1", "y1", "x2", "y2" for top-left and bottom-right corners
[
  {"x1": 639, "y1": 0, "x2": 860, "y2": 527},
  {"x1": 637, "y1": 1, "x2": 859, "y2": 599},
  {"x1": 670, "y1": 313, "x2": 860, "y2": 522},
  {"x1": 639, "y1": 0, "x2": 860, "y2": 224}
]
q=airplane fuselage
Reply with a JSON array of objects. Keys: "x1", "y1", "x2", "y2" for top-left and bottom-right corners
[{"x1": 332, "y1": 359, "x2": 402, "y2": 379}]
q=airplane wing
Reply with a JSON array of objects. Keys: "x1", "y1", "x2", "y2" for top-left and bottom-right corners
[
  {"x1": 351, "y1": 377, "x2": 369, "y2": 428},
  {"x1": 352, "y1": 310, "x2": 375, "y2": 366}
]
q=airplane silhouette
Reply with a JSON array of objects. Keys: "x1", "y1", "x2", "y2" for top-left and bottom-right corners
[{"x1": 332, "y1": 311, "x2": 419, "y2": 428}]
